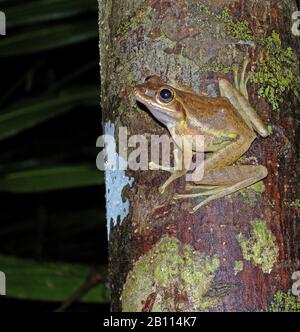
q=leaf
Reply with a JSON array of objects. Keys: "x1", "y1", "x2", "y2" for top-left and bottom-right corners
[
  {"x1": 0, "y1": 21, "x2": 97, "y2": 57},
  {"x1": 0, "y1": 208, "x2": 105, "y2": 238},
  {"x1": 44, "y1": 60, "x2": 97, "y2": 95},
  {"x1": 0, "y1": 165, "x2": 104, "y2": 193},
  {"x1": 0, "y1": 255, "x2": 109, "y2": 302},
  {"x1": 6, "y1": 0, "x2": 97, "y2": 29},
  {"x1": 0, "y1": 87, "x2": 98, "y2": 141}
]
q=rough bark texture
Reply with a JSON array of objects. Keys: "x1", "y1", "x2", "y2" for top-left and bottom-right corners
[{"x1": 99, "y1": 0, "x2": 300, "y2": 312}]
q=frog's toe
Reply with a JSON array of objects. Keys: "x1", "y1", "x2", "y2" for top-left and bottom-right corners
[
  {"x1": 173, "y1": 193, "x2": 187, "y2": 200},
  {"x1": 149, "y1": 162, "x2": 159, "y2": 170},
  {"x1": 190, "y1": 199, "x2": 211, "y2": 213},
  {"x1": 158, "y1": 186, "x2": 165, "y2": 194},
  {"x1": 185, "y1": 183, "x2": 219, "y2": 191}
]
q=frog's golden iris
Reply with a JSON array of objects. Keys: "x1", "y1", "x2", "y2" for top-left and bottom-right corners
[{"x1": 159, "y1": 88, "x2": 174, "y2": 103}]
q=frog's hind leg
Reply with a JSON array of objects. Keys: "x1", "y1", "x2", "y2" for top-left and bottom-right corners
[
  {"x1": 218, "y1": 59, "x2": 269, "y2": 138},
  {"x1": 233, "y1": 56, "x2": 251, "y2": 99},
  {"x1": 174, "y1": 165, "x2": 268, "y2": 213}
]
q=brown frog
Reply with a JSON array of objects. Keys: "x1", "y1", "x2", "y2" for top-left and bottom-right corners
[{"x1": 134, "y1": 58, "x2": 269, "y2": 213}]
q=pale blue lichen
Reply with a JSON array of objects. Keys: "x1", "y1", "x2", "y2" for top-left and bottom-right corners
[{"x1": 104, "y1": 122, "x2": 134, "y2": 238}]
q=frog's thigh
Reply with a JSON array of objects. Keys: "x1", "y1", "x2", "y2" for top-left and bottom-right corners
[
  {"x1": 175, "y1": 165, "x2": 268, "y2": 211},
  {"x1": 190, "y1": 165, "x2": 268, "y2": 212},
  {"x1": 195, "y1": 165, "x2": 266, "y2": 186}
]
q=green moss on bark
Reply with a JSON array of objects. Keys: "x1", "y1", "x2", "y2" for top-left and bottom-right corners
[
  {"x1": 121, "y1": 237, "x2": 220, "y2": 312},
  {"x1": 237, "y1": 220, "x2": 279, "y2": 273},
  {"x1": 269, "y1": 291, "x2": 300, "y2": 312},
  {"x1": 234, "y1": 261, "x2": 244, "y2": 275},
  {"x1": 195, "y1": 4, "x2": 253, "y2": 41},
  {"x1": 251, "y1": 31, "x2": 299, "y2": 110}
]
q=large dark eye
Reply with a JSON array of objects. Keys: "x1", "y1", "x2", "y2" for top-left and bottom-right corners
[{"x1": 159, "y1": 88, "x2": 174, "y2": 103}]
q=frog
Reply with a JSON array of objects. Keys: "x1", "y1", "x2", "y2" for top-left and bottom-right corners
[{"x1": 133, "y1": 57, "x2": 269, "y2": 213}]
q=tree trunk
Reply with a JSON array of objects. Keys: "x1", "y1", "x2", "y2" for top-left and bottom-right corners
[{"x1": 99, "y1": 0, "x2": 300, "y2": 312}]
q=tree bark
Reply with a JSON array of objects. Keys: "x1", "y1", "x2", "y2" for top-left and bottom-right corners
[{"x1": 99, "y1": 0, "x2": 300, "y2": 312}]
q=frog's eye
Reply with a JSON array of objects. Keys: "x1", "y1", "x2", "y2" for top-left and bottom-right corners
[{"x1": 159, "y1": 88, "x2": 174, "y2": 103}]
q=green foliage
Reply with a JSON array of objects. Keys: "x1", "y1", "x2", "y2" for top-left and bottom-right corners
[
  {"x1": 0, "y1": 21, "x2": 97, "y2": 56},
  {"x1": 0, "y1": 0, "x2": 105, "y2": 309},
  {"x1": 6, "y1": 0, "x2": 97, "y2": 28},
  {"x1": 0, "y1": 165, "x2": 104, "y2": 193},
  {"x1": 0, "y1": 87, "x2": 98, "y2": 140},
  {"x1": 0, "y1": 0, "x2": 100, "y2": 190},
  {"x1": 0, "y1": 255, "x2": 109, "y2": 303}
]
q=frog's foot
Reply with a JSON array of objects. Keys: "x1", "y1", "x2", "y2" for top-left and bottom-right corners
[
  {"x1": 232, "y1": 56, "x2": 252, "y2": 100},
  {"x1": 159, "y1": 170, "x2": 187, "y2": 194},
  {"x1": 189, "y1": 178, "x2": 257, "y2": 213},
  {"x1": 149, "y1": 162, "x2": 187, "y2": 194},
  {"x1": 174, "y1": 185, "x2": 225, "y2": 199},
  {"x1": 185, "y1": 183, "x2": 220, "y2": 191},
  {"x1": 174, "y1": 165, "x2": 268, "y2": 213},
  {"x1": 149, "y1": 161, "x2": 173, "y2": 172}
]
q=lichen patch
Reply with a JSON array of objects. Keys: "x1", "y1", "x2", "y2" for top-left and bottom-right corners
[
  {"x1": 121, "y1": 237, "x2": 220, "y2": 312},
  {"x1": 237, "y1": 220, "x2": 279, "y2": 274},
  {"x1": 269, "y1": 291, "x2": 300, "y2": 312}
]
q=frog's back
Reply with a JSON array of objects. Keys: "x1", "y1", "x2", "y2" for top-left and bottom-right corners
[{"x1": 182, "y1": 92, "x2": 252, "y2": 135}]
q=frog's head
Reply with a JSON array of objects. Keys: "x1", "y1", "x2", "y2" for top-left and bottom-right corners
[{"x1": 134, "y1": 75, "x2": 185, "y2": 129}]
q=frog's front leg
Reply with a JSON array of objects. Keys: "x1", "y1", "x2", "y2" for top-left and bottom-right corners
[
  {"x1": 219, "y1": 57, "x2": 269, "y2": 138},
  {"x1": 149, "y1": 137, "x2": 193, "y2": 194}
]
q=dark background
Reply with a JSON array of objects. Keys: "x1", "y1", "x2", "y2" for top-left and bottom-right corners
[{"x1": 0, "y1": 0, "x2": 108, "y2": 311}]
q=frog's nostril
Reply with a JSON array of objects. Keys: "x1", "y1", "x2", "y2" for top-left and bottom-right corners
[
  {"x1": 137, "y1": 86, "x2": 145, "y2": 94},
  {"x1": 145, "y1": 75, "x2": 156, "y2": 82}
]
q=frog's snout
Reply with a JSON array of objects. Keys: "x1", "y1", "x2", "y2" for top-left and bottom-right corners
[
  {"x1": 133, "y1": 86, "x2": 139, "y2": 96},
  {"x1": 133, "y1": 85, "x2": 148, "y2": 106},
  {"x1": 133, "y1": 84, "x2": 146, "y2": 96}
]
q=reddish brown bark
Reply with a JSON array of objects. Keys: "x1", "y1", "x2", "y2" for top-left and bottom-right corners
[{"x1": 99, "y1": 0, "x2": 300, "y2": 311}]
